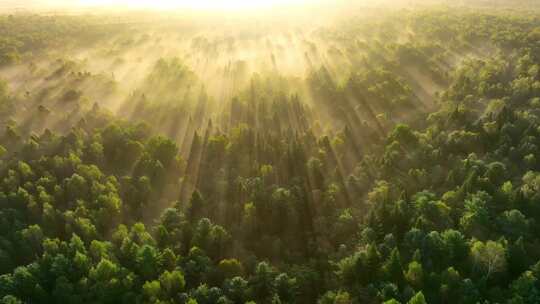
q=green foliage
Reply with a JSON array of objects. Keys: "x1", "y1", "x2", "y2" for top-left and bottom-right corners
[
  {"x1": 407, "y1": 291, "x2": 427, "y2": 304},
  {"x1": 2, "y1": 5, "x2": 540, "y2": 304}
]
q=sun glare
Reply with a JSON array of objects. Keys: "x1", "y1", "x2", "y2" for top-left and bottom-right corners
[{"x1": 78, "y1": 0, "x2": 310, "y2": 10}]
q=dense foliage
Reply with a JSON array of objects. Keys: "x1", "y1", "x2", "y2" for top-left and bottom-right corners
[{"x1": 2, "y1": 4, "x2": 540, "y2": 304}]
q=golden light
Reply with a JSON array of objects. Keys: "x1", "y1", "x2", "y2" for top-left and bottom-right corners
[{"x1": 79, "y1": 0, "x2": 312, "y2": 10}]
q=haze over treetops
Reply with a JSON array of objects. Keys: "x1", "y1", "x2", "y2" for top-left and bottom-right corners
[{"x1": 0, "y1": 1, "x2": 540, "y2": 303}]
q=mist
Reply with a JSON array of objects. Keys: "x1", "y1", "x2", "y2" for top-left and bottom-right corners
[{"x1": 1, "y1": 1, "x2": 540, "y2": 303}]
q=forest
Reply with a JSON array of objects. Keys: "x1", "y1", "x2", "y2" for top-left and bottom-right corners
[{"x1": 1, "y1": 0, "x2": 540, "y2": 303}]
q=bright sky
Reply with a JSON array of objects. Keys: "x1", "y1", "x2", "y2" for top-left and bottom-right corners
[{"x1": 78, "y1": 0, "x2": 312, "y2": 10}]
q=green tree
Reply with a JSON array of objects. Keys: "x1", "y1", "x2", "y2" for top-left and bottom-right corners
[{"x1": 407, "y1": 291, "x2": 426, "y2": 304}]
